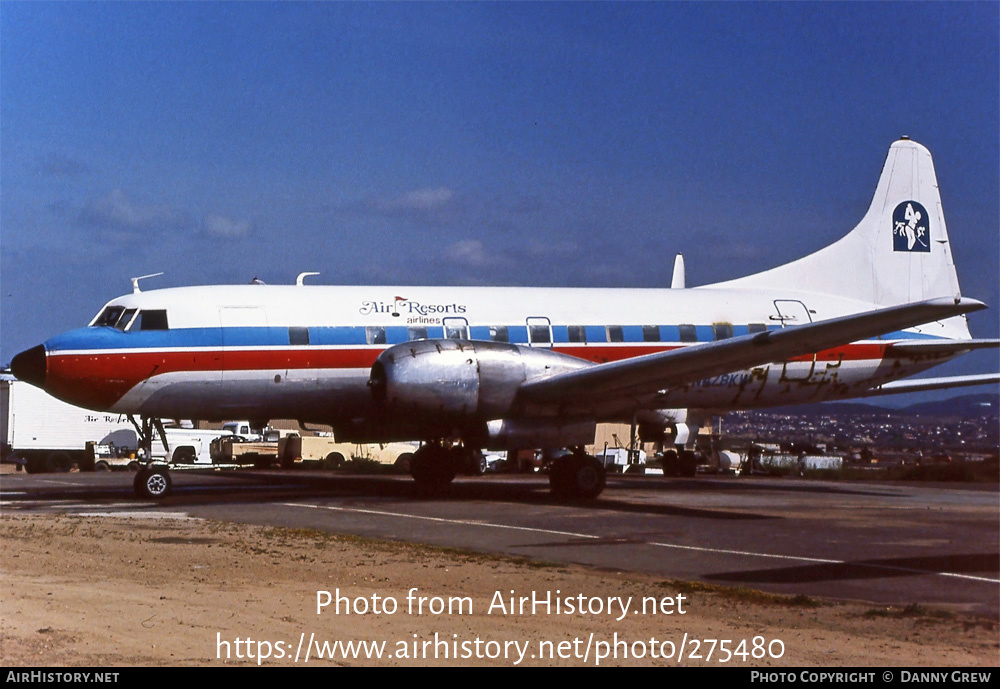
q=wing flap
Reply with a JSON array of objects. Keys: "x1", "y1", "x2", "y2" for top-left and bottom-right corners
[{"x1": 518, "y1": 297, "x2": 987, "y2": 404}]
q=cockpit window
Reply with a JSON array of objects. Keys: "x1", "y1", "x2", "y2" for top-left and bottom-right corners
[
  {"x1": 117, "y1": 308, "x2": 138, "y2": 331},
  {"x1": 92, "y1": 306, "x2": 125, "y2": 328},
  {"x1": 137, "y1": 310, "x2": 169, "y2": 330},
  {"x1": 92, "y1": 306, "x2": 138, "y2": 331}
]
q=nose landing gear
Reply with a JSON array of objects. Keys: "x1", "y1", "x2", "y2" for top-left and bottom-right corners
[{"x1": 134, "y1": 464, "x2": 172, "y2": 499}]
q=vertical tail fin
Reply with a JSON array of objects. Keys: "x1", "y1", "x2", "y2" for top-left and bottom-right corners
[{"x1": 718, "y1": 138, "x2": 964, "y2": 309}]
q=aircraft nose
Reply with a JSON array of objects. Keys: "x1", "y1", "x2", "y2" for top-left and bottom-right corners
[{"x1": 11, "y1": 344, "x2": 47, "y2": 389}]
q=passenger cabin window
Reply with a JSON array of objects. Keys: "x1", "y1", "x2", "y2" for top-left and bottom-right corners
[
  {"x1": 642, "y1": 325, "x2": 660, "y2": 342},
  {"x1": 567, "y1": 325, "x2": 586, "y2": 343},
  {"x1": 489, "y1": 326, "x2": 509, "y2": 343},
  {"x1": 678, "y1": 324, "x2": 697, "y2": 343},
  {"x1": 748, "y1": 323, "x2": 767, "y2": 334},
  {"x1": 528, "y1": 324, "x2": 550, "y2": 345},
  {"x1": 407, "y1": 326, "x2": 428, "y2": 340},
  {"x1": 289, "y1": 327, "x2": 310, "y2": 346},
  {"x1": 366, "y1": 326, "x2": 386, "y2": 345},
  {"x1": 607, "y1": 326, "x2": 624, "y2": 343},
  {"x1": 137, "y1": 310, "x2": 169, "y2": 331},
  {"x1": 713, "y1": 323, "x2": 733, "y2": 340}
]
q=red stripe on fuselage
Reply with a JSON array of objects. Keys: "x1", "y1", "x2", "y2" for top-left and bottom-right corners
[
  {"x1": 550, "y1": 343, "x2": 887, "y2": 364},
  {"x1": 46, "y1": 342, "x2": 889, "y2": 410},
  {"x1": 46, "y1": 348, "x2": 382, "y2": 410}
]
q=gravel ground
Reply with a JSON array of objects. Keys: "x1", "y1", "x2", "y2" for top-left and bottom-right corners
[{"x1": 1, "y1": 514, "x2": 996, "y2": 667}]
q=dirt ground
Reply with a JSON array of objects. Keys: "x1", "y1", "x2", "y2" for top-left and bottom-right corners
[{"x1": 1, "y1": 513, "x2": 997, "y2": 667}]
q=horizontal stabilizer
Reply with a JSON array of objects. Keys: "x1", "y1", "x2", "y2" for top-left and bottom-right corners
[
  {"x1": 855, "y1": 373, "x2": 1000, "y2": 398},
  {"x1": 887, "y1": 339, "x2": 1000, "y2": 355}
]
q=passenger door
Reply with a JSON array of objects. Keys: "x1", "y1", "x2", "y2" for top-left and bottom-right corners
[
  {"x1": 772, "y1": 300, "x2": 816, "y2": 381},
  {"x1": 526, "y1": 317, "x2": 553, "y2": 348}
]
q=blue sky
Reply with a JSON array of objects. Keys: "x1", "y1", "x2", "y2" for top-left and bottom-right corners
[{"x1": 2, "y1": 2, "x2": 997, "y2": 403}]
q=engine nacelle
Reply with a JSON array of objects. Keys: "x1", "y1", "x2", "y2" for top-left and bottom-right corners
[
  {"x1": 369, "y1": 339, "x2": 590, "y2": 435},
  {"x1": 485, "y1": 418, "x2": 596, "y2": 451}
]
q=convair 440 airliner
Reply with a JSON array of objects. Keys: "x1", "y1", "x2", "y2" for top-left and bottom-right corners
[{"x1": 11, "y1": 138, "x2": 999, "y2": 499}]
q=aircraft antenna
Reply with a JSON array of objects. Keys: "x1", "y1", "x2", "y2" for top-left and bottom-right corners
[
  {"x1": 296, "y1": 272, "x2": 320, "y2": 286},
  {"x1": 670, "y1": 254, "x2": 685, "y2": 289},
  {"x1": 130, "y1": 272, "x2": 164, "y2": 294}
]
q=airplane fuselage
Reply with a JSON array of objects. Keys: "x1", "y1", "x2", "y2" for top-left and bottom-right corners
[{"x1": 19, "y1": 282, "x2": 957, "y2": 444}]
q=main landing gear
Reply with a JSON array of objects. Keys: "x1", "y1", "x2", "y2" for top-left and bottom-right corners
[
  {"x1": 548, "y1": 448, "x2": 606, "y2": 500},
  {"x1": 410, "y1": 442, "x2": 465, "y2": 491},
  {"x1": 411, "y1": 442, "x2": 606, "y2": 499}
]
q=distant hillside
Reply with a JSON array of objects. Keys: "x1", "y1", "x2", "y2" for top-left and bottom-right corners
[
  {"x1": 898, "y1": 393, "x2": 999, "y2": 418},
  {"x1": 744, "y1": 393, "x2": 999, "y2": 420}
]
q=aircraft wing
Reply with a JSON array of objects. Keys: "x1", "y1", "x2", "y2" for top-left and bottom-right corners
[{"x1": 517, "y1": 297, "x2": 987, "y2": 407}]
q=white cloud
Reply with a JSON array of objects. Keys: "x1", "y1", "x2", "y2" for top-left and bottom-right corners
[
  {"x1": 204, "y1": 214, "x2": 251, "y2": 238},
  {"x1": 80, "y1": 189, "x2": 186, "y2": 234},
  {"x1": 444, "y1": 239, "x2": 491, "y2": 266},
  {"x1": 383, "y1": 187, "x2": 456, "y2": 211}
]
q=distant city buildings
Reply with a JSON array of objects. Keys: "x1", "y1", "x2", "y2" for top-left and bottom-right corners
[{"x1": 721, "y1": 398, "x2": 998, "y2": 463}]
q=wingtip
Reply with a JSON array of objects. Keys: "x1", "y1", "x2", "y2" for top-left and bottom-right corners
[
  {"x1": 922, "y1": 296, "x2": 987, "y2": 313},
  {"x1": 955, "y1": 297, "x2": 987, "y2": 313}
]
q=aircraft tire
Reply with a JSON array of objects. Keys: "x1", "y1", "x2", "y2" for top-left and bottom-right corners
[
  {"x1": 134, "y1": 466, "x2": 172, "y2": 499},
  {"x1": 94, "y1": 460, "x2": 111, "y2": 472},
  {"x1": 661, "y1": 449, "x2": 679, "y2": 477},
  {"x1": 410, "y1": 446, "x2": 456, "y2": 489},
  {"x1": 679, "y1": 450, "x2": 698, "y2": 477},
  {"x1": 548, "y1": 458, "x2": 570, "y2": 495},
  {"x1": 550, "y1": 455, "x2": 606, "y2": 500}
]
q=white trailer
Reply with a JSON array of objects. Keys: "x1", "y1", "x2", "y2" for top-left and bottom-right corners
[
  {"x1": 1, "y1": 375, "x2": 137, "y2": 473},
  {"x1": 277, "y1": 434, "x2": 418, "y2": 469}
]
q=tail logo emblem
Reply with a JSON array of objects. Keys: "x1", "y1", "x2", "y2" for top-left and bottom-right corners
[{"x1": 892, "y1": 201, "x2": 930, "y2": 252}]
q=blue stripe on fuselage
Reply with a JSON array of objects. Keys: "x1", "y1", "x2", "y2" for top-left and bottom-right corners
[{"x1": 43, "y1": 323, "x2": 947, "y2": 353}]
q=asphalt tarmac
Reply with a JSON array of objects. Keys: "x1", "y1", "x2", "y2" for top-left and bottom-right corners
[{"x1": 2, "y1": 467, "x2": 997, "y2": 618}]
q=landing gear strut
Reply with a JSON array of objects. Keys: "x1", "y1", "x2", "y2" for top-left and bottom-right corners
[{"x1": 128, "y1": 415, "x2": 174, "y2": 499}]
